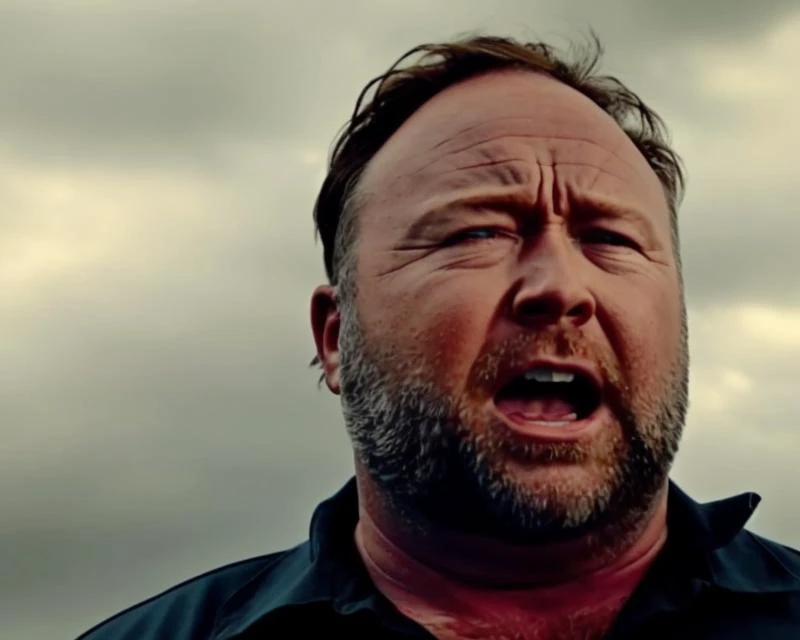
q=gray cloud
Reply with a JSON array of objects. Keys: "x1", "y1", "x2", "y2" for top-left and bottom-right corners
[
  {"x1": 1, "y1": 0, "x2": 798, "y2": 161},
  {"x1": 682, "y1": 198, "x2": 800, "y2": 309}
]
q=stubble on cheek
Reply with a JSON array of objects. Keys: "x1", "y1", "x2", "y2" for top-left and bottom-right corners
[
  {"x1": 604, "y1": 295, "x2": 686, "y2": 456},
  {"x1": 369, "y1": 284, "x2": 492, "y2": 397}
]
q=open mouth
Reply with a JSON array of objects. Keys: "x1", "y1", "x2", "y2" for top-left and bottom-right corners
[{"x1": 494, "y1": 365, "x2": 602, "y2": 427}]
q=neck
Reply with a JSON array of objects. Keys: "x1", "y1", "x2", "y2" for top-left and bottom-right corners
[{"x1": 354, "y1": 472, "x2": 668, "y2": 595}]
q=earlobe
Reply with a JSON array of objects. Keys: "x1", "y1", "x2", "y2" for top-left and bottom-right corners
[{"x1": 310, "y1": 285, "x2": 342, "y2": 394}]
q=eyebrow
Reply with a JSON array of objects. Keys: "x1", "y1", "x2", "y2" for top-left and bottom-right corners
[
  {"x1": 570, "y1": 195, "x2": 662, "y2": 243},
  {"x1": 407, "y1": 189, "x2": 661, "y2": 242},
  {"x1": 406, "y1": 189, "x2": 535, "y2": 237}
]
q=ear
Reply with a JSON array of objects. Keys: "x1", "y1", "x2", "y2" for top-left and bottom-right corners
[{"x1": 310, "y1": 284, "x2": 342, "y2": 394}]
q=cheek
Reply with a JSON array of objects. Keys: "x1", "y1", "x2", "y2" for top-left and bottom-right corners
[
  {"x1": 361, "y1": 271, "x2": 501, "y2": 389},
  {"x1": 599, "y1": 275, "x2": 683, "y2": 401}
]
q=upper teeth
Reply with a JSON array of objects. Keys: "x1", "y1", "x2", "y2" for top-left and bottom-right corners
[{"x1": 523, "y1": 368, "x2": 575, "y2": 383}]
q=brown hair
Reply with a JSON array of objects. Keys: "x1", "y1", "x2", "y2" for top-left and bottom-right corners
[{"x1": 313, "y1": 32, "x2": 685, "y2": 287}]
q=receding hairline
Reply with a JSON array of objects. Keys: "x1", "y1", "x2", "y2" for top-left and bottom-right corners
[
  {"x1": 352, "y1": 67, "x2": 668, "y2": 223},
  {"x1": 322, "y1": 43, "x2": 685, "y2": 286}
]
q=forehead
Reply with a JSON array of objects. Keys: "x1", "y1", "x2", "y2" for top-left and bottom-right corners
[{"x1": 359, "y1": 70, "x2": 670, "y2": 230}]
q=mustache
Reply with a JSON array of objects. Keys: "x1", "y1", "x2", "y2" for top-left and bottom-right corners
[{"x1": 466, "y1": 327, "x2": 630, "y2": 412}]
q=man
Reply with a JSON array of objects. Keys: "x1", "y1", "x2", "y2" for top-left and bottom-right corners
[{"x1": 79, "y1": 34, "x2": 800, "y2": 640}]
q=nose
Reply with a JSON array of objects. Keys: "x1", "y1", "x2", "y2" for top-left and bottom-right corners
[{"x1": 510, "y1": 226, "x2": 596, "y2": 329}]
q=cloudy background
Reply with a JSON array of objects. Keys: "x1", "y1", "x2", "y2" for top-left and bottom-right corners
[{"x1": 1, "y1": 1, "x2": 798, "y2": 638}]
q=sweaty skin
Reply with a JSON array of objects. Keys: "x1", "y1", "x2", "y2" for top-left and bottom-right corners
[{"x1": 312, "y1": 69, "x2": 684, "y2": 639}]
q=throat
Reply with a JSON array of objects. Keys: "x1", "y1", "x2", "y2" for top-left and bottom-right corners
[
  {"x1": 355, "y1": 511, "x2": 664, "y2": 640},
  {"x1": 354, "y1": 491, "x2": 668, "y2": 587},
  {"x1": 353, "y1": 479, "x2": 669, "y2": 634}
]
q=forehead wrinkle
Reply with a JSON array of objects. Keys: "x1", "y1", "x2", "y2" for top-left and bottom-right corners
[
  {"x1": 385, "y1": 158, "x2": 652, "y2": 244},
  {"x1": 431, "y1": 159, "x2": 630, "y2": 187},
  {"x1": 403, "y1": 133, "x2": 648, "y2": 189},
  {"x1": 439, "y1": 157, "x2": 534, "y2": 192},
  {"x1": 377, "y1": 142, "x2": 527, "y2": 205},
  {"x1": 451, "y1": 156, "x2": 527, "y2": 172},
  {"x1": 413, "y1": 161, "x2": 632, "y2": 220},
  {"x1": 408, "y1": 158, "x2": 646, "y2": 228},
  {"x1": 422, "y1": 114, "x2": 550, "y2": 154}
]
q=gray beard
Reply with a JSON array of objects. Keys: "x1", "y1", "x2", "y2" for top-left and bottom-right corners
[{"x1": 337, "y1": 298, "x2": 689, "y2": 545}]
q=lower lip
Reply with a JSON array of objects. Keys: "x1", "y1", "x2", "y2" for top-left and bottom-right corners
[{"x1": 492, "y1": 403, "x2": 609, "y2": 444}]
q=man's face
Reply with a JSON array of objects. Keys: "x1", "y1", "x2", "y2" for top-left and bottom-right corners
[{"x1": 329, "y1": 70, "x2": 687, "y2": 543}]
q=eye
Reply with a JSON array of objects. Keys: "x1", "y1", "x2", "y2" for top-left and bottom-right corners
[
  {"x1": 444, "y1": 227, "x2": 511, "y2": 246},
  {"x1": 580, "y1": 228, "x2": 637, "y2": 249}
]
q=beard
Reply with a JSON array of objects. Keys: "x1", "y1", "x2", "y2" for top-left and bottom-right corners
[{"x1": 338, "y1": 295, "x2": 689, "y2": 546}]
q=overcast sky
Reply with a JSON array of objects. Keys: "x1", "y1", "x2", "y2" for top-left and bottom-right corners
[{"x1": 2, "y1": 2, "x2": 799, "y2": 638}]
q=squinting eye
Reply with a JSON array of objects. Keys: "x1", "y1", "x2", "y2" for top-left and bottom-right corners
[
  {"x1": 446, "y1": 227, "x2": 508, "y2": 245},
  {"x1": 581, "y1": 228, "x2": 635, "y2": 248}
]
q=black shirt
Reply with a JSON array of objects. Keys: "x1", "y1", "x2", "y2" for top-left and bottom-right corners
[{"x1": 78, "y1": 479, "x2": 800, "y2": 639}]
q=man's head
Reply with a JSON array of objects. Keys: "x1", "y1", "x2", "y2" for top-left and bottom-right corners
[{"x1": 311, "y1": 34, "x2": 689, "y2": 545}]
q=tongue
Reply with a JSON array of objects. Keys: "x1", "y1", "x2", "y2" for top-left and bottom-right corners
[{"x1": 496, "y1": 395, "x2": 576, "y2": 421}]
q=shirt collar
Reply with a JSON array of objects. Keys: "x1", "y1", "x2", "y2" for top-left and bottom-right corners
[
  {"x1": 665, "y1": 481, "x2": 761, "y2": 551},
  {"x1": 213, "y1": 479, "x2": 418, "y2": 639},
  {"x1": 213, "y1": 477, "x2": 799, "y2": 638}
]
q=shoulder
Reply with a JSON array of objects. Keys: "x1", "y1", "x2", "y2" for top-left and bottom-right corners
[
  {"x1": 747, "y1": 531, "x2": 800, "y2": 572},
  {"x1": 697, "y1": 533, "x2": 800, "y2": 637},
  {"x1": 710, "y1": 529, "x2": 800, "y2": 592},
  {"x1": 77, "y1": 544, "x2": 308, "y2": 640}
]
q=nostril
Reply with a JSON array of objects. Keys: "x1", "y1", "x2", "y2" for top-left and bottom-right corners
[
  {"x1": 509, "y1": 273, "x2": 596, "y2": 327},
  {"x1": 513, "y1": 297, "x2": 594, "y2": 328},
  {"x1": 566, "y1": 299, "x2": 594, "y2": 320},
  {"x1": 514, "y1": 297, "x2": 564, "y2": 323}
]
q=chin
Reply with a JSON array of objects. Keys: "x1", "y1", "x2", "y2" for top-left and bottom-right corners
[
  {"x1": 457, "y1": 431, "x2": 632, "y2": 539},
  {"x1": 508, "y1": 457, "x2": 617, "y2": 507},
  {"x1": 506, "y1": 458, "x2": 608, "y2": 489}
]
